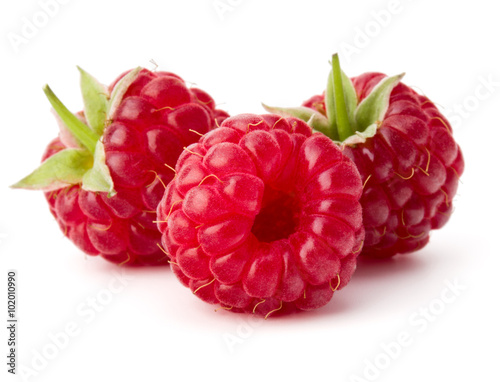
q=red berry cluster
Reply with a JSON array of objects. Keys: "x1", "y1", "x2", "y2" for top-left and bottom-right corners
[{"x1": 13, "y1": 57, "x2": 463, "y2": 317}]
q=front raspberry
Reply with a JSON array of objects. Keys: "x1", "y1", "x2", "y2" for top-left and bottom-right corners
[
  {"x1": 13, "y1": 67, "x2": 228, "y2": 265},
  {"x1": 157, "y1": 114, "x2": 364, "y2": 316},
  {"x1": 266, "y1": 54, "x2": 464, "y2": 257}
]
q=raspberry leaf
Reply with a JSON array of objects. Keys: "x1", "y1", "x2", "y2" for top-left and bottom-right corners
[
  {"x1": 82, "y1": 140, "x2": 116, "y2": 196},
  {"x1": 43, "y1": 85, "x2": 99, "y2": 154},
  {"x1": 78, "y1": 66, "x2": 109, "y2": 136},
  {"x1": 355, "y1": 73, "x2": 405, "y2": 132},
  {"x1": 11, "y1": 148, "x2": 93, "y2": 191},
  {"x1": 107, "y1": 67, "x2": 141, "y2": 119}
]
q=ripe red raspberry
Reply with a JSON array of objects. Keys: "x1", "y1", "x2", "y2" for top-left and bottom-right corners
[
  {"x1": 13, "y1": 67, "x2": 228, "y2": 265},
  {"x1": 265, "y1": 54, "x2": 464, "y2": 257},
  {"x1": 156, "y1": 114, "x2": 364, "y2": 316}
]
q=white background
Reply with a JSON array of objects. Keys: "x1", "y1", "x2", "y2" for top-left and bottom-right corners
[{"x1": 1, "y1": 0, "x2": 499, "y2": 381}]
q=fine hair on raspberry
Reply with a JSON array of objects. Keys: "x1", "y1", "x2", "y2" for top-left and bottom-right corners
[
  {"x1": 303, "y1": 73, "x2": 464, "y2": 257},
  {"x1": 157, "y1": 114, "x2": 364, "y2": 316},
  {"x1": 14, "y1": 67, "x2": 228, "y2": 266},
  {"x1": 265, "y1": 54, "x2": 464, "y2": 258}
]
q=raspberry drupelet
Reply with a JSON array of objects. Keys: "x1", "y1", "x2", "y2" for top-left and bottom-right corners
[
  {"x1": 13, "y1": 67, "x2": 228, "y2": 265},
  {"x1": 157, "y1": 114, "x2": 364, "y2": 316},
  {"x1": 266, "y1": 54, "x2": 464, "y2": 258}
]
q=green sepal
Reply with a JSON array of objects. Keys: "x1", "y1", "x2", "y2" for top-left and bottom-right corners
[
  {"x1": 355, "y1": 73, "x2": 405, "y2": 132},
  {"x1": 342, "y1": 123, "x2": 378, "y2": 146},
  {"x1": 324, "y1": 67, "x2": 336, "y2": 130},
  {"x1": 82, "y1": 140, "x2": 116, "y2": 197},
  {"x1": 51, "y1": 109, "x2": 82, "y2": 149},
  {"x1": 306, "y1": 112, "x2": 333, "y2": 137},
  {"x1": 328, "y1": 54, "x2": 359, "y2": 140},
  {"x1": 11, "y1": 148, "x2": 93, "y2": 191},
  {"x1": 340, "y1": 68, "x2": 358, "y2": 128},
  {"x1": 107, "y1": 67, "x2": 142, "y2": 119},
  {"x1": 43, "y1": 85, "x2": 99, "y2": 154},
  {"x1": 261, "y1": 53, "x2": 406, "y2": 147},
  {"x1": 325, "y1": 55, "x2": 358, "y2": 132},
  {"x1": 262, "y1": 103, "x2": 316, "y2": 121},
  {"x1": 262, "y1": 103, "x2": 332, "y2": 137},
  {"x1": 78, "y1": 66, "x2": 109, "y2": 136},
  {"x1": 13, "y1": 67, "x2": 142, "y2": 196}
]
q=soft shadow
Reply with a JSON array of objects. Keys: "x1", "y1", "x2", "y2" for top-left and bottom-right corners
[
  {"x1": 310, "y1": 251, "x2": 430, "y2": 319},
  {"x1": 82, "y1": 256, "x2": 171, "y2": 276},
  {"x1": 182, "y1": 253, "x2": 431, "y2": 323},
  {"x1": 352, "y1": 253, "x2": 426, "y2": 281},
  {"x1": 80, "y1": 249, "x2": 431, "y2": 323}
]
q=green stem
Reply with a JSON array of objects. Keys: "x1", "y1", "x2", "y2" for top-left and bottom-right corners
[
  {"x1": 331, "y1": 54, "x2": 354, "y2": 141},
  {"x1": 43, "y1": 85, "x2": 99, "y2": 154}
]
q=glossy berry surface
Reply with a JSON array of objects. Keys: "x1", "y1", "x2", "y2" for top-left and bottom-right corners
[
  {"x1": 42, "y1": 69, "x2": 228, "y2": 265},
  {"x1": 157, "y1": 114, "x2": 364, "y2": 316},
  {"x1": 303, "y1": 72, "x2": 464, "y2": 257}
]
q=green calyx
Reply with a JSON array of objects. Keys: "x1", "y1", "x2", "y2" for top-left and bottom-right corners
[
  {"x1": 11, "y1": 67, "x2": 142, "y2": 195},
  {"x1": 264, "y1": 53, "x2": 405, "y2": 145}
]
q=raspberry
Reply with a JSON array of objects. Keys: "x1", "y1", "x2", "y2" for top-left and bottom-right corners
[
  {"x1": 265, "y1": 54, "x2": 464, "y2": 257},
  {"x1": 13, "y1": 67, "x2": 228, "y2": 265},
  {"x1": 157, "y1": 114, "x2": 364, "y2": 316}
]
